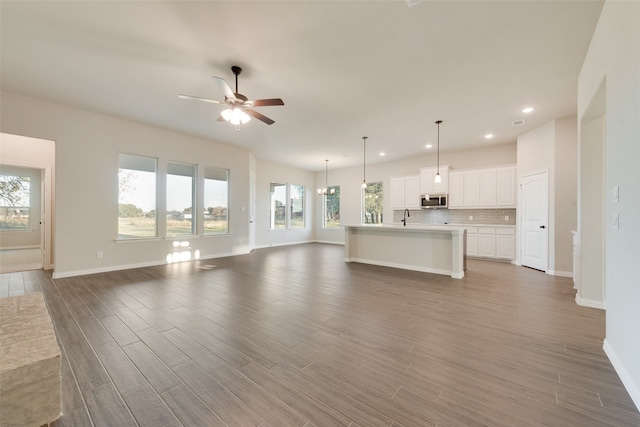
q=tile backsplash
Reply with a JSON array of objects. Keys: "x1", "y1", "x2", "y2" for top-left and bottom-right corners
[{"x1": 393, "y1": 208, "x2": 516, "y2": 225}]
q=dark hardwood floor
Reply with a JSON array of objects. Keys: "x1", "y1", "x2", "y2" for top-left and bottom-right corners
[{"x1": 3, "y1": 243, "x2": 639, "y2": 426}]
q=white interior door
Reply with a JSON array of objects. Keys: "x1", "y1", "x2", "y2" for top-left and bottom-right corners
[{"x1": 521, "y1": 171, "x2": 548, "y2": 271}]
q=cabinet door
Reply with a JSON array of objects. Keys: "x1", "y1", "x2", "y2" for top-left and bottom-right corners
[
  {"x1": 479, "y1": 168, "x2": 497, "y2": 207},
  {"x1": 390, "y1": 177, "x2": 406, "y2": 209},
  {"x1": 420, "y1": 167, "x2": 435, "y2": 195},
  {"x1": 448, "y1": 171, "x2": 464, "y2": 208},
  {"x1": 464, "y1": 170, "x2": 480, "y2": 207},
  {"x1": 496, "y1": 166, "x2": 516, "y2": 207},
  {"x1": 404, "y1": 175, "x2": 421, "y2": 209},
  {"x1": 496, "y1": 235, "x2": 515, "y2": 260},
  {"x1": 466, "y1": 233, "x2": 478, "y2": 256},
  {"x1": 478, "y1": 234, "x2": 496, "y2": 258}
]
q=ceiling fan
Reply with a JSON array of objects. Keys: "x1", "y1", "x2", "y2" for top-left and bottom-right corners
[{"x1": 179, "y1": 65, "x2": 284, "y2": 126}]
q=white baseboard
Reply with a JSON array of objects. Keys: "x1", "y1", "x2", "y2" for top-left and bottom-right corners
[
  {"x1": 52, "y1": 249, "x2": 250, "y2": 279},
  {"x1": 547, "y1": 269, "x2": 573, "y2": 278},
  {"x1": 252, "y1": 240, "x2": 315, "y2": 250},
  {"x1": 603, "y1": 339, "x2": 640, "y2": 412},
  {"x1": 575, "y1": 294, "x2": 606, "y2": 310},
  {"x1": 345, "y1": 257, "x2": 456, "y2": 278},
  {"x1": 314, "y1": 240, "x2": 344, "y2": 245}
]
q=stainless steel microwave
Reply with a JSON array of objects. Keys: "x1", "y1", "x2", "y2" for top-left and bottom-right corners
[{"x1": 421, "y1": 194, "x2": 448, "y2": 209}]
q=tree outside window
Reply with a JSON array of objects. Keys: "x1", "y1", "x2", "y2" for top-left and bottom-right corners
[
  {"x1": 324, "y1": 186, "x2": 340, "y2": 228},
  {"x1": 270, "y1": 183, "x2": 287, "y2": 229},
  {"x1": 290, "y1": 184, "x2": 305, "y2": 229},
  {"x1": 363, "y1": 182, "x2": 383, "y2": 224},
  {"x1": 0, "y1": 173, "x2": 30, "y2": 229}
]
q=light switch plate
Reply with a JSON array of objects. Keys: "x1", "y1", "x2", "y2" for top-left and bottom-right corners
[
  {"x1": 613, "y1": 214, "x2": 619, "y2": 230},
  {"x1": 613, "y1": 186, "x2": 619, "y2": 203}
]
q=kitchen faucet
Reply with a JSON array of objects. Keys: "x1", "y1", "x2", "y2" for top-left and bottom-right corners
[{"x1": 402, "y1": 208, "x2": 410, "y2": 226}]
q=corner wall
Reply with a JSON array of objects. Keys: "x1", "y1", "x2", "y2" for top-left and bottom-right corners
[{"x1": 578, "y1": 1, "x2": 640, "y2": 410}]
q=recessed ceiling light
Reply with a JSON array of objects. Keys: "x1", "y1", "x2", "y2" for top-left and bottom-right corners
[
  {"x1": 522, "y1": 107, "x2": 534, "y2": 113},
  {"x1": 379, "y1": 152, "x2": 385, "y2": 156},
  {"x1": 485, "y1": 134, "x2": 494, "y2": 139},
  {"x1": 425, "y1": 144, "x2": 433, "y2": 149}
]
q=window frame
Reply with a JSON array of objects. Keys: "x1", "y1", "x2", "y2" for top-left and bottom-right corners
[
  {"x1": 270, "y1": 182, "x2": 306, "y2": 230},
  {"x1": 117, "y1": 153, "x2": 158, "y2": 240},
  {"x1": 203, "y1": 166, "x2": 230, "y2": 235},
  {"x1": 166, "y1": 161, "x2": 197, "y2": 237}
]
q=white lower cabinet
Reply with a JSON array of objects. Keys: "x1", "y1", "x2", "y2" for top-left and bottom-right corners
[
  {"x1": 465, "y1": 226, "x2": 514, "y2": 261},
  {"x1": 495, "y1": 228, "x2": 516, "y2": 260},
  {"x1": 466, "y1": 228, "x2": 478, "y2": 257},
  {"x1": 478, "y1": 228, "x2": 496, "y2": 258}
]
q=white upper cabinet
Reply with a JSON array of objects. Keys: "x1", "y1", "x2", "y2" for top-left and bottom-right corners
[
  {"x1": 496, "y1": 166, "x2": 516, "y2": 207},
  {"x1": 448, "y1": 171, "x2": 464, "y2": 208},
  {"x1": 390, "y1": 174, "x2": 420, "y2": 210},
  {"x1": 419, "y1": 165, "x2": 449, "y2": 195},
  {"x1": 448, "y1": 164, "x2": 516, "y2": 209}
]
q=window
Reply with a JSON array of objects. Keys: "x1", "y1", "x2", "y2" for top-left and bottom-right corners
[
  {"x1": 290, "y1": 184, "x2": 305, "y2": 229},
  {"x1": 270, "y1": 183, "x2": 305, "y2": 230},
  {"x1": 363, "y1": 182, "x2": 383, "y2": 224},
  {"x1": 204, "y1": 166, "x2": 229, "y2": 234},
  {"x1": 167, "y1": 162, "x2": 196, "y2": 237},
  {"x1": 118, "y1": 154, "x2": 157, "y2": 238},
  {"x1": 270, "y1": 183, "x2": 287, "y2": 229},
  {"x1": 0, "y1": 171, "x2": 31, "y2": 230},
  {"x1": 323, "y1": 185, "x2": 340, "y2": 228}
]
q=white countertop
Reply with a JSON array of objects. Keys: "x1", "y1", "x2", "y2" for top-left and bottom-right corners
[
  {"x1": 344, "y1": 224, "x2": 466, "y2": 233},
  {"x1": 389, "y1": 223, "x2": 516, "y2": 228}
]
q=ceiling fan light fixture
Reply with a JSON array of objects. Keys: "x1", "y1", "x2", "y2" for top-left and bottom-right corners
[{"x1": 221, "y1": 107, "x2": 251, "y2": 125}]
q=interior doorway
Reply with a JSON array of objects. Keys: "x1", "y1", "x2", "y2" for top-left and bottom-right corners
[
  {"x1": 521, "y1": 170, "x2": 549, "y2": 272},
  {"x1": 0, "y1": 133, "x2": 55, "y2": 272}
]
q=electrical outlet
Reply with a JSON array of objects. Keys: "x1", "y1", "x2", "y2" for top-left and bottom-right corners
[
  {"x1": 613, "y1": 186, "x2": 619, "y2": 203},
  {"x1": 504, "y1": 215, "x2": 509, "y2": 221},
  {"x1": 613, "y1": 214, "x2": 620, "y2": 230},
  {"x1": 96, "y1": 251, "x2": 103, "y2": 259},
  {"x1": 469, "y1": 215, "x2": 473, "y2": 221}
]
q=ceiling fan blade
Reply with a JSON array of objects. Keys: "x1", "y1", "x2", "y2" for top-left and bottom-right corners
[
  {"x1": 212, "y1": 76, "x2": 236, "y2": 101},
  {"x1": 178, "y1": 94, "x2": 225, "y2": 105},
  {"x1": 245, "y1": 108, "x2": 275, "y2": 125},
  {"x1": 247, "y1": 98, "x2": 285, "y2": 107}
]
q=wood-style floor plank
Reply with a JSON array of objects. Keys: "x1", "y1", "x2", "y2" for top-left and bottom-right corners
[{"x1": 3, "y1": 244, "x2": 638, "y2": 427}]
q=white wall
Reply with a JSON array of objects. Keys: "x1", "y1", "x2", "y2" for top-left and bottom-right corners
[
  {"x1": 578, "y1": 1, "x2": 640, "y2": 410},
  {"x1": 254, "y1": 159, "x2": 315, "y2": 248},
  {"x1": 554, "y1": 116, "x2": 578, "y2": 275},
  {"x1": 315, "y1": 143, "x2": 517, "y2": 243},
  {"x1": 1, "y1": 92, "x2": 252, "y2": 277}
]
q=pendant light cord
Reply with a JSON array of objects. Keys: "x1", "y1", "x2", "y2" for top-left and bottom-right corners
[{"x1": 436, "y1": 120, "x2": 442, "y2": 174}]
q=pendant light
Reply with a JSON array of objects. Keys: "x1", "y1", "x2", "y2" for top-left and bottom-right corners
[
  {"x1": 361, "y1": 136, "x2": 368, "y2": 188},
  {"x1": 317, "y1": 160, "x2": 336, "y2": 196},
  {"x1": 434, "y1": 120, "x2": 443, "y2": 184}
]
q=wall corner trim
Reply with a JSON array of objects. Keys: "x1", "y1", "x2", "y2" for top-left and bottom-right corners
[{"x1": 575, "y1": 294, "x2": 605, "y2": 310}]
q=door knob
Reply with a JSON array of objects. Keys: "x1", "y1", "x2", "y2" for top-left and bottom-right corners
[{"x1": 540, "y1": 225, "x2": 546, "y2": 229}]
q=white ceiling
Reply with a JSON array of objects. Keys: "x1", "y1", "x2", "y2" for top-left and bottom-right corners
[{"x1": 0, "y1": 1, "x2": 603, "y2": 171}]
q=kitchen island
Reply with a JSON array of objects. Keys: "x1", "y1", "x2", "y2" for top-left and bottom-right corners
[{"x1": 344, "y1": 224, "x2": 466, "y2": 279}]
